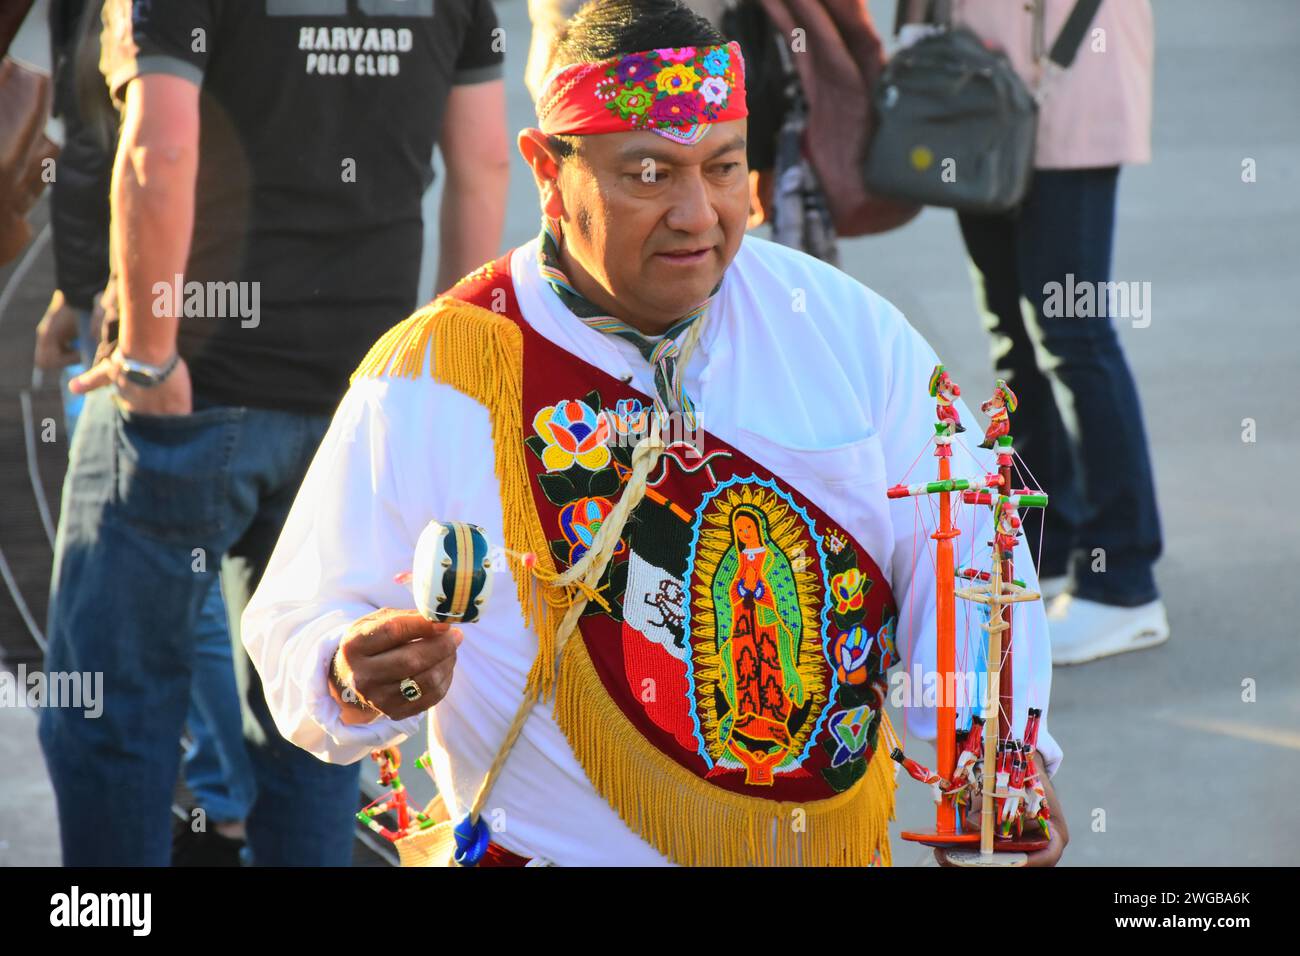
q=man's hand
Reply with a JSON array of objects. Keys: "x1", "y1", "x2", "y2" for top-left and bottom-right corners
[
  {"x1": 90, "y1": 279, "x2": 115, "y2": 363},
  {"x1": 936, "y1": 754, "x2": 1069, "y2": 867},
  {"x1": 34, "y1": 290, "x2": 83, "y2": 371},
  {"x1": 70, "y1": 347, "x2": 194, "y2": 416},
  {"x1": 328, "y1": 608, "x2": 464, "y2": 725}
]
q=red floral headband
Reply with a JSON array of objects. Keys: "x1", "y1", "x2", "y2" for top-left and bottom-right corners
[{"x1": 537, "y1": 41, "x2": 748, "y2": 146}]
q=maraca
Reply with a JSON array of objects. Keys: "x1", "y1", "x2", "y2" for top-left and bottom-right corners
[{"x1": 409, "y1": 520, "x2": 494, "y2": 624}]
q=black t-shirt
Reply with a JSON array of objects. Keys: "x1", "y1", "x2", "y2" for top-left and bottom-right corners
[{"x1": 101, "y1": 0, "x2": 503, "y2": 413}]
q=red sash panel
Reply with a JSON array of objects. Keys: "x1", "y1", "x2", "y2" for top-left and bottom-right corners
[{"x1": 446, "y1": 254, "x2": 899, "y2": 806}]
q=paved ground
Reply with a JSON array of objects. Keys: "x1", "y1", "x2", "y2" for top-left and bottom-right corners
[
  {"x1": 0, "y1": 0, "x2": 62, "y2": 865},
  {"x1": 859, "y1": 0, "x2": 1300, "y2": 866},
  {"x1": 3, "y1": 0, "x2": 1297, "y2": 866}
]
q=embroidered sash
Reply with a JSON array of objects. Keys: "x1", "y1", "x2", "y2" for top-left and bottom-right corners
[{"x1": 353, "y1": 252, "x2": 901, "y2": 866}]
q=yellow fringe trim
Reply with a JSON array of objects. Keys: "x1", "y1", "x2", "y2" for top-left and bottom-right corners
[
  {"x1": 555, "y1": 635, "x2": 897, "y2": 866},
  {"x1": 351, "y1": 298, "x2": 564, "y2": 700},
  {"x1": 353, "y1": 298, "x2": 898, "y2": 866}
]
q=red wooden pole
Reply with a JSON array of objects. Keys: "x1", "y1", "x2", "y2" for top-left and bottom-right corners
[
  {"x1": 997, "y1": 449, "x2": 1015, "y2": 749},
  {"x1": 934, "y1": 450, "x2": 958, "y2": 835}
]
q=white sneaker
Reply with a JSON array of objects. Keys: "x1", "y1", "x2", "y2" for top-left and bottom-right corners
[
  {"x1": 1037, "y1": 575, "x2": 1069, "y2": 602},
  {"x1": 1046, "y1": 594, "x2": 1170, "y2": 665}
]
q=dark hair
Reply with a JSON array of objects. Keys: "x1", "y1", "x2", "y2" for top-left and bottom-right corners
[{"x1": 547, "y1": 0, "x2": 725, "y2": 161}]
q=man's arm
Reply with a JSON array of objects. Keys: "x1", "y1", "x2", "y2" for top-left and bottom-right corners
[
  {"x1": 70, "y1": 73, "x2": 198, "y2": 413},
  {"x1": 435, "y1": 78, "x2": 509, "y2": 294},
  {"x1": 241, "y1": 373, "x2": 489, "y2": 764}
]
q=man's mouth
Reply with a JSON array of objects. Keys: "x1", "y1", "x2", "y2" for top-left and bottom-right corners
[{"x1": 654, "y1": 246, "x2": 712, "y2": 265}]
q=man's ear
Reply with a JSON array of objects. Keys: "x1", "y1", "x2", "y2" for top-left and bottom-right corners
[{"x1": 518, "y1": 128, "x2": 566, "y2": 222}]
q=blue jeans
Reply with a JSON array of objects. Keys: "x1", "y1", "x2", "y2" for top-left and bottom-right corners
[
  {"x1": 39, "y1": 390, "x2": 361, "y2": 866},
  {"x1": 59, "y1": 343, "x2": 255, "y2": 833},
  {"x1": 183, "y1": 580, "x2": 256, "y2": 825},
  {"x1": 957, "y1": 167, "x2": 1162, "y2": 606}
]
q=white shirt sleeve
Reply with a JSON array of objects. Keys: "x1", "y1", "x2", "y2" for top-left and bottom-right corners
[
  {"x1": 878, "y1": 306, "x2": 1064, "y2": 778},
  {"x1": 241, "y1": 375, "x2": 451, "y2": 765}
]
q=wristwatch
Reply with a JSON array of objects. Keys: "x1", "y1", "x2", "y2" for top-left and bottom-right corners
[{"x1": 117, "y1": 349, "x2": 180, "y2": 388}]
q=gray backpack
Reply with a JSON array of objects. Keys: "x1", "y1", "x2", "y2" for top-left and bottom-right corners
[{"x1": 863, "y1": 0, "x2": 1102, "y2": 214}]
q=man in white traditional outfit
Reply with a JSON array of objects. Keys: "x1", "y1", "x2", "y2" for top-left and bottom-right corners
[{"x1": 243, "y1": 0, "x2": 1068, "y2": 867}]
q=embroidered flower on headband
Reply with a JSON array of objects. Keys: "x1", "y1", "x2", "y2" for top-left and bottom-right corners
[
  {"x1": 614, "y1": 53, "x2": 653, "y2": 84},
  {"x1": 657, "y1": 47, "x2": 697, "y2": 63},
  {"x1": 655, "y1": 63, "x2": 702, "y2": 96},
  {"x1": 538, "y1": 41, "x2": 747, "y2": 146}
]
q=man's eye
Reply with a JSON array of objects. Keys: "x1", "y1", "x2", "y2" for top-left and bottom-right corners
[{"x1": 714, "y1": 162, "x2": 741, "y2": 175}]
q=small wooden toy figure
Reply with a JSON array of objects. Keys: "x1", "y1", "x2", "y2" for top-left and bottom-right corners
[
  {"x1": 994, "y1": 498, "x2": 1022, "y2": 560},
  {"x1": 891, "y1": 747, "x2": 948, "y2": 804},
  {"x1": 978, "y1": 379, "x2": 1018, "y2": 449},
  {"x1": 1021, "y1": 707, "x2": 1052, "y2": 837},
  {"x1": 929, "y1": 364, "x2": 965, "y2": 433},
  {"x1": 951, "y1": 715, "x2": 985, "y2": 793},
  {"x1": 1000, "y1": 742, "x2": 1029, "y2": 837}
]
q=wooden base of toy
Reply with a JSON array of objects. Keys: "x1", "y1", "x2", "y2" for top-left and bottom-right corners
[
  {"x1": 901, "y1": 830, "x2": 1050, "y2": 853},
  {"x1": 900, "y1": 829, "x2": 980, "y2": 847},
  {"x1": 942, "y1": 848, "x2": 1029, "y2": 867},
  {"x1": 992, "y1": 834, "x2": 1050, "y2": 853}
]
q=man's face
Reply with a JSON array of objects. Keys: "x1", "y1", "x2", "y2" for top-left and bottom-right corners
[{"x1": 540, "y1": 118, "x2": 749, "y2": 333}]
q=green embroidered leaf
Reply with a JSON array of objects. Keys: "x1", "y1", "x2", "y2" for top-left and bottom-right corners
[
  {"x1": 549, "y1": 539, "x2": 571, "y2": 567},
  {"x1": 562, "y1": 463, "x2": 595, "y2": 495},
  {"x1": 821, "y1": 761, "x2": 855, "y2": 793},
  {"x1": 582, "y1": 553, "x2": 629, "y2": 622},
  {"x1": 831, "y1": 607, "x2": 866, "y2": 633},
  {"x1": 836, "y1": 681, "x2": 876, "y2": 710},
  {"x1": 580, "y1": 389, "x2": 602, "y2": 413},
  {"x1": 538, "y1": 472, "x2": 578, "y2": 506},
  {"x1": 588, "y1": 467, "x2": 620, "y2": 498},
  {"x1": 609, "y1": 556, "x2": 629, "y2": 597},
  {"x1": 824, "y1": 546, "x2": 857, "y2": 577},
  {"x1": 845, "y1": 755, "x2": 868, "y2": 788},
  {"x1": 821, "y1": 756, "x2": 868, "y2": 794},
  {"x1": 524, "y1": 435, "x2": 548, "y2": 460},
  {"x1": 610, "y1": 443, "x2": 634, "y2": 468}
]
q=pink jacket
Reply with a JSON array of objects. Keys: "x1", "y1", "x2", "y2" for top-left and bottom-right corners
[{"x1": 954, "y1": 0, "x2": 1154, "y2": 169}]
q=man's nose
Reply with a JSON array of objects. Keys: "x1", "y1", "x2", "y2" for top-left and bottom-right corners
[{"x1": 664, "y1": 171, "x2": 719, "y2": 236}]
